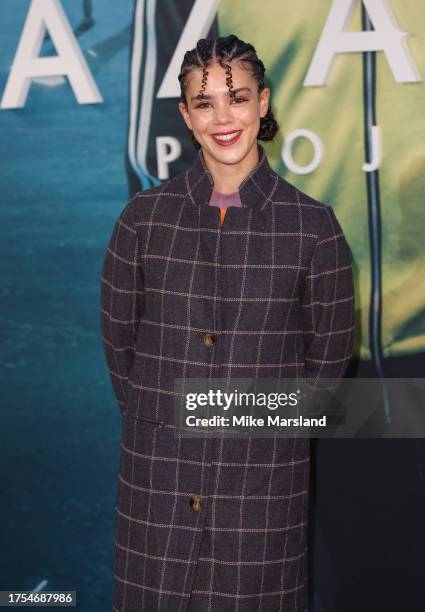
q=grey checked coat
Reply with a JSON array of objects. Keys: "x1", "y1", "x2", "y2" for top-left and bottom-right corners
[{"x1": 100, "y1": 143, "x2": 355, "y2": 611}]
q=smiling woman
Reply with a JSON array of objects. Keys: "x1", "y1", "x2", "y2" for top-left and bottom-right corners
[
  {"x1": 177, "y1": 36, "x2": 278, "y2": 194},
  {"x1": 102, "y1": 34, "x2": 355, "y2": 612}
]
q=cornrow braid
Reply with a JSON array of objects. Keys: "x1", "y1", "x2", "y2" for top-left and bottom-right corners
[
  {"x1": 218, "y1": 59, "x2": 236, "y2": 101},
  {"x1": 178, "y1": 34, "x2": 279, "y2": 149},
  {"x1": 199, "y1": 65, "x2": 209, "y2": 99},
  {"x1": 196, "y1": 39, "x2": 210, "y2": 101}
]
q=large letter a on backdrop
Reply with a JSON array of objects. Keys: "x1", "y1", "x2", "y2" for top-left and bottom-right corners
[
  {"x1": 1, "y1": 0, "x2": 102, "y2": 109},
  {"x1": 304, "y1": 0, "x2": 422, "y2": 86}
]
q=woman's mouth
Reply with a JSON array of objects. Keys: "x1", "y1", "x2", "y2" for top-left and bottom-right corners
[{"x1": 210, "y1": 130, "x2": 242, "y2": 146}]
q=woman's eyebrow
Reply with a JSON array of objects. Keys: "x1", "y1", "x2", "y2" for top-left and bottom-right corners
[{"x1": 190, "y1": 86, "x2": 252, "y2": 102}]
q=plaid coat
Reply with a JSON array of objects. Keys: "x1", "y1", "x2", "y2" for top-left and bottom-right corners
[{"x1": 100, "y1": 143, "x2": 355, "y2": 611}]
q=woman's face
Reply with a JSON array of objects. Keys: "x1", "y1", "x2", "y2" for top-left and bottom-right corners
[{"x1": 178, "y1": 59, "x2": 270, "y2": 167}]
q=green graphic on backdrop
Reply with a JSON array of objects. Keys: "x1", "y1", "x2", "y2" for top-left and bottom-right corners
[{"x1": 218, "y1": 0, "x2": 425, "y2": 360}]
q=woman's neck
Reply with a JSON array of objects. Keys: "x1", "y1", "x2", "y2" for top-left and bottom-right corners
[{"x1": 201, "y1": 144, "x2": 260, "y2": 194}]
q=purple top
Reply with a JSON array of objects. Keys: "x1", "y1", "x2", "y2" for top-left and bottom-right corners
[{"x1": 208, "y1": 188, "x2": 243, "y2": 208}]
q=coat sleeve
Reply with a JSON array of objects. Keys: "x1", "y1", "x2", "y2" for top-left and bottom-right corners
[
  {"x1": 301, "y1": 205, "x2": 355, "y2": 389},
  {"x1": 100, "y1": 197, "x2": 145, "y2": 415}
]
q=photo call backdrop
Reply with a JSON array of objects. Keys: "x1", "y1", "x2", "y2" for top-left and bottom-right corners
[{"x1": 1, "y1": 1, "x2": 424, "y2": 610}]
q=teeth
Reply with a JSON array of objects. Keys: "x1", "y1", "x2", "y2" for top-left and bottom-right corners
[{"x1": 213, "y1": 131, "x2": 240, "y2": 141}]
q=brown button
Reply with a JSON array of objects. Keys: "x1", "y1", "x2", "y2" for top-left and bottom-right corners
[
  {"x1": 190, "y1": 495, "x2": 202, "y2": 512},
  {"x1": 203, "y1": 332, "x2": 215, "y2": 348}
]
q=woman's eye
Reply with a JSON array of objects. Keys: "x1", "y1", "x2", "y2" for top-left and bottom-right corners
[{"x1": 196, "y1": 97, "x2": 247, "y2": 109}]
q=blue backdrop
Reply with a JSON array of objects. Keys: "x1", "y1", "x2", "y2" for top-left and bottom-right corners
[{"x1": 1, "y1": 2, "x2": 425, "y2": 611}]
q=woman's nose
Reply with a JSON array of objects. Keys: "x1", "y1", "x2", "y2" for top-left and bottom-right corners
[{"x1": 213, "y1": 104, "x2": 234, "y2": 123}]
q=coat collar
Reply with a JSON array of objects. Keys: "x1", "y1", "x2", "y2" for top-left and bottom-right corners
[{"x1": 185, "y1": 142, "x2": 279, "y2": 211}]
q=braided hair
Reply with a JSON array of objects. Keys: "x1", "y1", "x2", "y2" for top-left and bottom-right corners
[{"x1": 178, "y1": 35, "x2": 279, "y2": 149}]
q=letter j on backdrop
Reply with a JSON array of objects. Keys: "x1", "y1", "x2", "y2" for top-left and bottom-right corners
[{"x1": 1, "y1": 0, "x2": 421, "y2": 159}]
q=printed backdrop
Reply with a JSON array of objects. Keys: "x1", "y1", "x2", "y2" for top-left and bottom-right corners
[{"x1": 1, "y1": 1, "x2": 424, "y2": 611}]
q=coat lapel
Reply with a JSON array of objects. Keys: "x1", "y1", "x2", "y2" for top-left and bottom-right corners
[{"x1": 184, "y1": 142, "x2": 280, "y2": 212}]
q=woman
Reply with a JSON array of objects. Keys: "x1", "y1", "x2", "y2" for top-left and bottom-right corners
[{"x1": 101, "y1": 35, "x2": 355, "y2": 612}]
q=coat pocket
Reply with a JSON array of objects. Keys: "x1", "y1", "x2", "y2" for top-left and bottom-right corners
[
  {"x1": 123, "y1": 354, "x2": 147, "y2": 417},
  {"x1": 123, "y1": 413, "x2": 165, "y2": 428}
]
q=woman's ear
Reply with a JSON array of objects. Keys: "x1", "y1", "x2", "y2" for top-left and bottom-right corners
[
  {"x1": 259, "y1": 87, "x2": 270, "y2": 118},
  {"x1": 178, "y1": 102, "x2": 192, "y2": 131}
]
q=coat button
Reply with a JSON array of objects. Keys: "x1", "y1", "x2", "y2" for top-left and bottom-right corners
[
  {"x1": 203, "y1": 332, "x2": 215, "y2": 347},
  {"x1": 190, "y1": 495, "x2": 202, "y2": 512}
]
